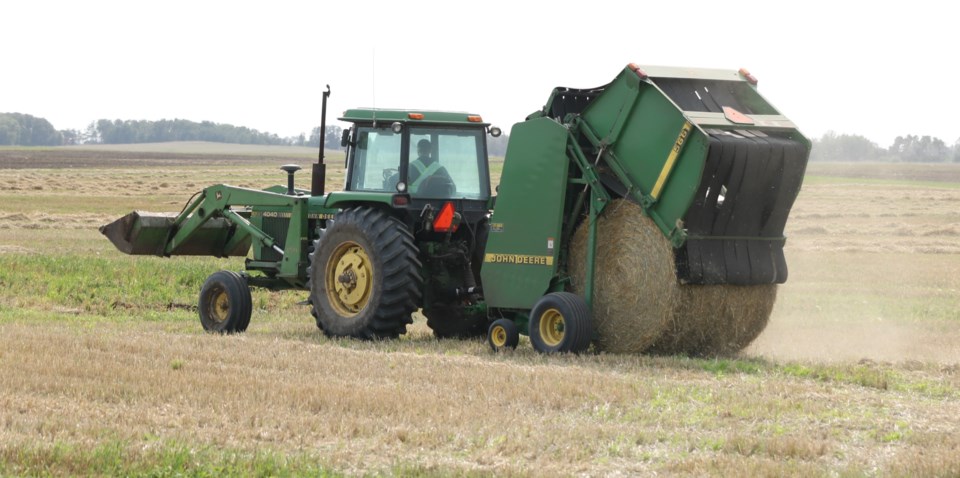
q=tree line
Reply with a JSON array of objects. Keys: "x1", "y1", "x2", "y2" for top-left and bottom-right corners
[
  {"x1": 811, "y1": 131, "x2": 960, "y2": 163},
  {"x1": 0, "y1": 112, "x2": 514, "y2": 155},
  {"x1": 0, "y1": 113, "x2": 331, "y2": 148},
  {"x1": 62, "y1": 119, "x2": 295, "y2": 146},
  {"x1": 3, "y1": 112, "x2": 954, "y2": 162}
]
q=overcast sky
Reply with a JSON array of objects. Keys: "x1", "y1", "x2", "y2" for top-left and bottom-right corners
[{"x1": 2, "y1": 0, "x2": 957, "y2": 146}]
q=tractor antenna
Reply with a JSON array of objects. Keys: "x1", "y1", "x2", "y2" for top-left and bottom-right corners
[{"x1": 371, "y1": 48, "x2": 377, "y2": 127}]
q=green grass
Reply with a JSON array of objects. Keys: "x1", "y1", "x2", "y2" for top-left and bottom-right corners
[
  {"x1": 0, "y1": 439, "x2": 342, "y2": 478},
  {"x1": 0, "y1": 254, "x2": 241, "y2": 315},
  {"x1": 0, "y1": 437, "x2": 518, "y2": 478},
  {"x1": 644, "y1": 355, "x2": 959, "y2": 400},
  {"x1": 698, "y1": 358, "x2": 764, "y2": 376},
  {"x1": 779, "y1": 362, "x2": 893, "y2": 390}
]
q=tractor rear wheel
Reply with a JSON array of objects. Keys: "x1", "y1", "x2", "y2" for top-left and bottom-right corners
[
  {"x1": 310, "y1": 207, "x2": 422, "y2": 339},
  {"x1": 198, "y1": 270, "x2": 252, "y2": 333},
  {"x1": 529, "y1": 292, "x2": 592, "y2": 354}
]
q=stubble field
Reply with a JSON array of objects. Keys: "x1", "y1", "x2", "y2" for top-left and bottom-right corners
[{"x1": 1, "y1": 144, "x2": 958, "y2": 476}]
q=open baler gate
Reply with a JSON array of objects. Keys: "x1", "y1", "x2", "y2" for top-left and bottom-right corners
[{"x1": 543, "y1": 64, "x2": 809, "y2": 286}]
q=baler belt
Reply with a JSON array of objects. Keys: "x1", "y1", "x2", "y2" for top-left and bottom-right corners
[{"x1": 676, "y1": 133, "x2": 806, "y2": 285}]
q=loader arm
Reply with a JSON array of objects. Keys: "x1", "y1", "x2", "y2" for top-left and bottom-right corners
[
  {"x1": 100, "y1": 185, "x2": 311, "y2": 280},
  {"x1": 167, "y1": 185, "x2": 304, "y2": 256}
]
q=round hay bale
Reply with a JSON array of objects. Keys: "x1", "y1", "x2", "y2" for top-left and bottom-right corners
[
  {"x1": 568, "y1": 199, "x2": 678, "y2": 353},
  {"x1": 649, "y1": 284, "x2": 777, "y2": 357}
]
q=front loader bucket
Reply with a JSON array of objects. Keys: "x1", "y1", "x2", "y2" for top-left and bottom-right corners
[{"x1": 100, "y1": 211, "x2": 251, "y2": 257}]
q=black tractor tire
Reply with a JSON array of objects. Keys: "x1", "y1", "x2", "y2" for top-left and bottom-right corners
[
  {"x1": 487, "y1": 319, "x2": 520, "y2": 351},
  {"x1": 309, "y1": 207, "x2": 422, "y2": 339},
  {"x1": 529, "y1": 292, "x2": 592, "y2": 354},
  {"x1": 198, "y1": 270, "x2": 252, "y2": 333},
  {"x1": 424, "y1": 305, "x2": 488, "y2": 339}
]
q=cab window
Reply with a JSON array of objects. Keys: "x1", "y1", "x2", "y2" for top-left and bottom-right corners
[
  {"x1": 408, "y1": 127, "x2": 488, "y2": 200},
  {"x1": 348, "y1": 126, "x2": 401, "y2": 192}
]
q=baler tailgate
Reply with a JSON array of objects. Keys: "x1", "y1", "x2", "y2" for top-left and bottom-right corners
[{"x1": 677, "y1": 132, "x2": 807, "y2": 285}]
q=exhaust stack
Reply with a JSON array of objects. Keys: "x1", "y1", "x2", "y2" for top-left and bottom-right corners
[{"x1": 312, "y1": 85, "x2": 331, "y2": 196}]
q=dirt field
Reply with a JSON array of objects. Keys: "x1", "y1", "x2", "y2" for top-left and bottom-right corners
[{"x1": 1, "y1": 145, "x2": 958, "y2": 476}]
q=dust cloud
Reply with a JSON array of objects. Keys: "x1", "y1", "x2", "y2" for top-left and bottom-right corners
[
  {"x1": 740, "y1": 165, "x2": 960, "y2": 364},
  {"x1": 746, "y1": 318, "x2": 960, "y2": 364}
]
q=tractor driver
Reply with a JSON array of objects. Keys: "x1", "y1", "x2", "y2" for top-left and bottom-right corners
[{"x1": 408, "y1": 139, "x2": 455, "y2": 196}]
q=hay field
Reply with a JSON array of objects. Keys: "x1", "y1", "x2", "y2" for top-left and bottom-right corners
[{"x1": 1, "y1": 145, "x2": 959, "y2": 476}]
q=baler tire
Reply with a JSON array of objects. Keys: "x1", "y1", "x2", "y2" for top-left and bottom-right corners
[
  {"x1": 529, "y1": 292, "x2": 592, "y2": 354},
  {"x1": 198, "y1": 270, "x2": 252, "y2": 334},
  {"x1": 488, "y1": 319, "x2": 519, "y2": 351},
  {"x1": 309, "y1": 207, "x2": 422, "y2": 339}
]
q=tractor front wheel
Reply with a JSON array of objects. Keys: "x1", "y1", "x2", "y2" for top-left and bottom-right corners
[
  {"x1": 198, "y1": 271, "x2": 252, "y2": 333},
  {"x1": 529, "y1": 292, "x2": 592, "y2": 354}
]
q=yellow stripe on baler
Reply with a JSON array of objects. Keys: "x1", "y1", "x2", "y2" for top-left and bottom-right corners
[{"x1": 651, "y1": 121, "x2": 693, "y2": 199}]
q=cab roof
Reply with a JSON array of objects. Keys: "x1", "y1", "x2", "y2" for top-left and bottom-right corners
[{"x1": 339, "y1": 108, "x2": 489, "y2": 126}]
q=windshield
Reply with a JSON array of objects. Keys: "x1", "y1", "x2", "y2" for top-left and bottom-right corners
[
  {"x1": 347, "y1": 126, "x2": 402, "y2": 193},
  {"x1": 408, "y1": 126, "x2": 488, "y2": 200},
  {"x1": 346, "y1": 124, "x2": 490, "y2": 200}
]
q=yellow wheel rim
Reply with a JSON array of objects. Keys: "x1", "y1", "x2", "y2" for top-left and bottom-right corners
[
  {"x1": 539, "y1": 308, "x2": 565, "y2": 347},
  {"x1": 491, "y1": 325, "x2": 508, "y2": 348},
  {"x1": 210, "y1": 289, "x2": 230, "y2": 323},
  {"x1": 325, "y1": 241, "x2": 373, "y2": 317}
]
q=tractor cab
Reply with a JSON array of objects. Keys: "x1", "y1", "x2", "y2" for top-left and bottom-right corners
[{"x1": 336, "y1": 109, "x2": 500, "y2": 228}]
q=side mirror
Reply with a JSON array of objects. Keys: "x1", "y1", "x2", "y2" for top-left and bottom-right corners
[
  {"x1": 488, "y1": 126, "x2": 502, "y2": 138},
  {"x1": 340, "y1": 128, "x2": 351, "y2": 147}
]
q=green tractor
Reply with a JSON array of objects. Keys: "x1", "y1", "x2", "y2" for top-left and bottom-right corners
[
  {"x1": 102, "y1": 64, "x2": 810, "y2": 354},
  {"x1": 103, "y1": 96, "x2": 505, "y2": 341}
]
